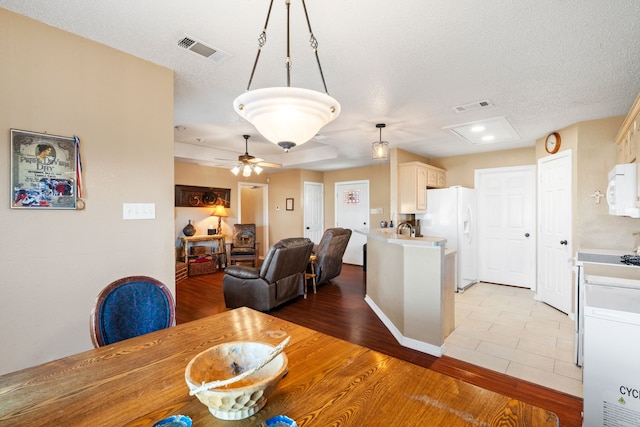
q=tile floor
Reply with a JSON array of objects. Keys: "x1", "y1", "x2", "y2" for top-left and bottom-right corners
[{"x1": 445, "y1": 282, "x2": 583, "y2": 397}]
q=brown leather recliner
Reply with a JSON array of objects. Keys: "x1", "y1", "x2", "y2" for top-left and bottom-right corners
[
  {"x1": 223, "y1": 237, "x2": 314, "y2": 312},
  {"x1": 313, "y1": 228, "x2": 352, "y2": 286}
]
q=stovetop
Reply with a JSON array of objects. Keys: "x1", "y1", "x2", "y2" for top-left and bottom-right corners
[
  {"x1": 621, "y1": 254, "x2": 640, "y2": 266},
  {"x1": 576, "y1": 249, "x2": 640, "y2": 267}
]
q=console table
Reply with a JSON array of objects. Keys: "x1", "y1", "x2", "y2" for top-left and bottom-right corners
[{"x1": 180, "y1": 234, "x2": 226, "y2": 271}]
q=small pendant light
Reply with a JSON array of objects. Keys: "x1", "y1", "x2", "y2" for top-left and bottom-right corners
[{"x1": 372, "y1": 123, "x2": 389, "y2": 160}]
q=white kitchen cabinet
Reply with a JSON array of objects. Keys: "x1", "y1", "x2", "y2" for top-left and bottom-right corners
[
  {"x1": 399, "y1": 162, "x2": 427, "y2": 213},
  {"x1": 398, "y1": 161, "x2": 447, "y2": 214}
]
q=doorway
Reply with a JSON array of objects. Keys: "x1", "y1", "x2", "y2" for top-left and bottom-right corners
[
  {"x1": 475, "y1": 166, "x2": 536, "y2": 288},
  {"x1": 335, "y1": 180, "x2": 369, "y2": 265},
  {"x1": 238, "y1": 182, "x2": 269, "y2": 259}
]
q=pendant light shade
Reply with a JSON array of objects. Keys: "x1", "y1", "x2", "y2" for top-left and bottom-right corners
[
  {"x1": 234, "y1": 0, "x2": 340, "y2": 151},
  {"x1": 372, "y1": 123, "x2": 389, "y2": 160},
  {"x1": 234, "y1": 87, "x2": 340, "y2": 150}
]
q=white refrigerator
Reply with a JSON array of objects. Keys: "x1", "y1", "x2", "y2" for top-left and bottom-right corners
[{"x1": 419, "y1": 186, "x2": 478, "y2": 292}]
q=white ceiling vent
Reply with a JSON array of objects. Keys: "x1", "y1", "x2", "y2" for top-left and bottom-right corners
[
  {"x1": 177, "y1": 34, "x2": 232, "y2": 63},
  {"x1": 453, "y1": 100, "x2": 493, "y2": 113}
]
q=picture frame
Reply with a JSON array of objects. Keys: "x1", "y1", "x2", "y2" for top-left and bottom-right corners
[
  {"x1": 10, "y1": 129, "x2": 77, "y2": 209},
  {"x1": 175, "y1": 185, "x2": 231, "y2": 208},
  {"x1": 286, "y1": 198, "x2": 294, "y2": 211}
]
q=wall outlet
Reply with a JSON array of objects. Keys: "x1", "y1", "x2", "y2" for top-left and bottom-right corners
[{"x1": 123, "y1": 203, "x2": 156, "y2": 220}]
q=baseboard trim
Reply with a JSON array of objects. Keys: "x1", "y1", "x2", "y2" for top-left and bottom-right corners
[{"x1": 364, "y1": 295, "x2": 444, "y2": 357}]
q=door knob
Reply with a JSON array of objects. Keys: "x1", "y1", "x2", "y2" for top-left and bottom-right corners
[
  {"x1": 306, "y1": 226, "x2": 310, "y2": 230},
  {"x1": 560, "y1": 240, "x2": 568, "y2": 245},
  {"x1": 525, "y1": 233, "x2": 530, "y2": 237}
]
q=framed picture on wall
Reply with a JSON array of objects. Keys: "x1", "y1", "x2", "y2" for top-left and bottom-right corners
[
  {"x1": 286, "y1": 198, "x2": 294, "y2": 211},
  {"x1": 10, "y1": 129, "x2": 77, "y2": 209},
  {"x1": 175, "y1": 185, "x2": 231, "y2": 208}
]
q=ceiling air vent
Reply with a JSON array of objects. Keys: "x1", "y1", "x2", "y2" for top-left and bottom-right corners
[
  {"x1": 453, "y1": 100, "x2": 493, "y2": 113},
  {"x1": 177, "y1": 34, "x2": 232, "y2": 64}
]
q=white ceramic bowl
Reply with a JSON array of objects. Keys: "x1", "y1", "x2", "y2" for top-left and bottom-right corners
[{"x1": 185, "y1": 341, "x2": 288, "y2": 420}]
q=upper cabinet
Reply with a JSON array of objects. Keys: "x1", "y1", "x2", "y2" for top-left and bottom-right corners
[
  {"x1": 615, "y1": 93, "x2": 640, "y2": 206},
  {"x1": 398, "y1": 161, "x2": 446, "y2": 213},
  {"x1": 616, "y1": 93, "x2": 640, "y2": 165}
]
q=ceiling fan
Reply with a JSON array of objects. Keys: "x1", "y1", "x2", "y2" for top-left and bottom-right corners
[{"x1": 216, "y1": 135, "x2": 282, "y2": 175}]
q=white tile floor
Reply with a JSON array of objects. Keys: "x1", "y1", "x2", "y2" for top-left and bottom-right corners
[{"x1": 445, "y1": 282, "x2": 583, "y2": 397}]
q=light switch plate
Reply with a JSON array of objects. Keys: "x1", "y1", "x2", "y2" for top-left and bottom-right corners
[{"x1": 123, "y1": 203, "x2": 156, "y2": 220}]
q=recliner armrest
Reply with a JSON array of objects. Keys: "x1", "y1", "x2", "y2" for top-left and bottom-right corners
[{"x1": 224, "y1": 266, "x2": 261, "y2": 279}]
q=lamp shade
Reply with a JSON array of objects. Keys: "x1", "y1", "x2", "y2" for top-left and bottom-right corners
[
  {"x1": 211, "y1": 205, "x2": 227, "y2": 217},
  {"x1": 372, "y1": 140, "x2": 389, "y2": 160},
  {"x1": 234, "y1": 87, "x2": 341, "y2": 148}
]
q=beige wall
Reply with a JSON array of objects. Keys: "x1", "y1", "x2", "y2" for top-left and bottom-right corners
[
  {"x1": 323, "y1": 164, "x2": 390, "y2": 228},
  {"x1": 0, "y1": 9, "x2": 175, "y2": 374},
  {"x1": 174, "y1": 163, "x2": 259, "y2": 235},
  {"x1": 432, "y1": 147, "x2": 536, "y2": 188},
  {"x1": 572, "y1": 116, "x2": 639, "y2": 250}
]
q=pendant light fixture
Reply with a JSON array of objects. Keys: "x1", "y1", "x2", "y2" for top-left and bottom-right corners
[
  {"x1": 372, "y1": 123, "x2": 389, "y2": 160},
  {"x1": 233, "y1": 0, "x2": 341, "y2": 152}
]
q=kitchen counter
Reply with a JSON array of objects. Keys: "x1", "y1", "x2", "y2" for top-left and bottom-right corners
[
  {"x1": 359, "y1": 228, "x2": 446, "y2": 246},
  {"x1": 355, "y1": 228, "x2": 455, "y2": 357}
]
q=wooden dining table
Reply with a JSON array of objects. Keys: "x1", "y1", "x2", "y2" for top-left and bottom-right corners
[{"x1": 0, "y1": 307, "x2": 558, "y2": 426}]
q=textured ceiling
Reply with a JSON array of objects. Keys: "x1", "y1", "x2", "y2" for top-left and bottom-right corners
[{"x1": 2, "y1": 0, "x2": 640, "y2": 171}]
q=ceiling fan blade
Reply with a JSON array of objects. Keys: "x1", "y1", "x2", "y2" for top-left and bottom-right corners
[
  {"x1": 257, "y1": 161, "x2": 282, "y2": 168},
  {"x1": 248, "y1": 157, "x2": 265, "y2": 164}
]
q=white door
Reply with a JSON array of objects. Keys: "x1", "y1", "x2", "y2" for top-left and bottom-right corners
[
  {"x1": 335, "y1": 180, "x2": 369, "y2": 265},
  {"x1": 304, "y1": 181, "x2": 324, "y2": 244},
  {"x1": 476, "y1": 166, "x2": 536, "y2": 288},
  {"x1": 537, "y1": 151, "x2": 573, "y2": 314}
]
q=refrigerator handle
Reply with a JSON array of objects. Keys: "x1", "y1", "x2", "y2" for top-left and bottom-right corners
[{"x1": 463, "y1": 206, "x2": 473, "y2": 243}]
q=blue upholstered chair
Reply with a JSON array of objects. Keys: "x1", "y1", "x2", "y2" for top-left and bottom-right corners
[{"x1": 90, "y1": 276, "x2": 176, "y2": 347}]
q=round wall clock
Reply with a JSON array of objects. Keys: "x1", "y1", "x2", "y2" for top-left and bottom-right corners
[{"x1": 545, "y1": 132, "x2": 561, "y2": 154}]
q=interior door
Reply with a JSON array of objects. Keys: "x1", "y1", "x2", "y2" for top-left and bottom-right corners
[
  {"x1": 538, "y1": 151, "x2": 573, "y2": 314},
  {"x1": 476, "y1": 166, "x2": 536, "y2": 288},
  {"x1": 335, "y1": 180, "x2": 369, "y2": 265},
  {"x1": 304, "y1": 181, "x2": 324, "y2": 244}
]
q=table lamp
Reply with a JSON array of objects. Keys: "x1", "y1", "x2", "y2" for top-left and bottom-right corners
[{"x1": 211, "y1": 205, "x2": 227, "y2": 235}]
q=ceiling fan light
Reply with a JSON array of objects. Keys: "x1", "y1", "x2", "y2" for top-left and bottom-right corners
[
  {"x1": 242, "y1": 164, "x2": 252, "y2": 177},
  {"x1": 231, "y1": 165, "x2": 240, "y2": 176},
  {"x1": 253, "y1": 165, "x2": 263, "y2": 175},
  {"x1": 234, "y1": 87, "x2": 340, "y2": 147}
]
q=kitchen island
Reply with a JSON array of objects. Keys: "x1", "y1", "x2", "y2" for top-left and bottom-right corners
[{"x1": 355, "y1": 228, "x2": 456, "y2": 357}]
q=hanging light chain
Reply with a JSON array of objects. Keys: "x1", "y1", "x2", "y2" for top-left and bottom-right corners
[
  {"x1": 245, "y1": 0, "x2": 331, "y2": 94},
  {"x1": 301, "y1": 0, "x2": 329, "y2": 94},
  {"x1": 285, "y1": 0, "x2": 292, "y2": 87},
  {"x1": 246, "y1": 0, "x2": 275, "y2": 91}
]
